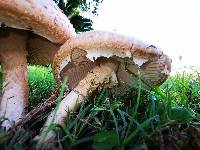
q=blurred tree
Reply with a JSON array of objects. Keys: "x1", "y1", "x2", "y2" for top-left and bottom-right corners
[{"x1": 54, "y1": 0, "x2": 103, "y2": 32}]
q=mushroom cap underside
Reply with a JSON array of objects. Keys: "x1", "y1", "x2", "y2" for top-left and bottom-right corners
[
  {"x1": 53, "y1": 30, "x2": 172, "y2": 90},
  {"x1": 0, "y1": 0, "x2": 75, "y2": 44},
  {"x1": 27, "y1": 34, "x2": 60, "y2": 65},
  {"x1": 0, "y1": 27, "x2": 60, "y2": 65}
]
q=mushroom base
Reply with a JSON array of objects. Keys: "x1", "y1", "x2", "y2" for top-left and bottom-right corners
[
  {"x1": 37, "y1": 62, "x2": 118, "y2": 146},
  {"x1": 0, "y1": 28, "x2": 28, "y2": 130}
]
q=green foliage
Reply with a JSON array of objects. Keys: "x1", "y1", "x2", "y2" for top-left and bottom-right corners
[
  {"x1": 170, "y1": 107, "x2": 195, "y2": 123},
  {"x1": 44, "y1": 67, "x2": 200, "y2": 149},
  {"x1": 92, "y1": 130, "x2": 118, "y2": 150},
  {"x1": 28, "y1": 65, "x2": 56, "y2": 107},
  {"x1": 0, "y1": 67, "x2": 199, "y2": 149},
  {"x1": 54, "y1": 0, "x2": 103, "y2": 32}
]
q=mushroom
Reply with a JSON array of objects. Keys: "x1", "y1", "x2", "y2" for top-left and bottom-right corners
[
  {"x1": 0, "y1": 0, "x2": 75, "y2": 129},
  {"x1": 39, "y1": 30, "x2": 171, "y2": 143}
]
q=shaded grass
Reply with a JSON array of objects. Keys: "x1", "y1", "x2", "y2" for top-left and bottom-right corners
[{"x1": 0, "y1": 66, "x2": 199, "y2": 149}]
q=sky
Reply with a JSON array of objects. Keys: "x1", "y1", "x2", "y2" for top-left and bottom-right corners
[{"x1": 90, "y1": 0, "x2": 200, "y2": 71}]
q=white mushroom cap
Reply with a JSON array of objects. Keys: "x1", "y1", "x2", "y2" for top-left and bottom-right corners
[
  {"x1": 53, "y1": 30, "x2": 171, "y2": 90},
  {"x1": 0, "y1": 0, "x2": 75, "y2": 44}
]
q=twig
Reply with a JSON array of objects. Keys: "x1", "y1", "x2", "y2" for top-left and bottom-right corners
[{"x1": 8, "y1": 85, "x2": 70, "y2": 132}]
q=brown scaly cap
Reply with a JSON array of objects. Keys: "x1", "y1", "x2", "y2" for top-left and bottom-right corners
[
  {"x1": 0, "y1": 0, "x2": 75, "y2": 44},
  {"x1": 53, "y1": 30, "x2": 171, "y2": 90}
]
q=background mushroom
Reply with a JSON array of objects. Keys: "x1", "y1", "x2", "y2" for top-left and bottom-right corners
[
  {"x1": 0, "y1": 0, "x2": 75, "y2": 129},
  {"x1": 38, "y1": 30, "x2": 171, "y2": 144}
]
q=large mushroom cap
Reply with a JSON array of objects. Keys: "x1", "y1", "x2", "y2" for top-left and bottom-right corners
[
  {"x1": 53, "y1": 30, "x2": 171, "y2": 90},
  {"x1": 0, "y1": 0, "x2": 75, "y2": 44}
]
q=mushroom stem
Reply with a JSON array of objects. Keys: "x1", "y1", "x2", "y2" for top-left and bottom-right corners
[
  {"x1": 0, "y1": 29, "x2": 28, "y2": 130},
  {"x1": 38, "y1": 62, "x2": 118, "y2": 145}
]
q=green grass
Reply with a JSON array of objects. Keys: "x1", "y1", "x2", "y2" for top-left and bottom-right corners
[
  {"x1": 28, "y1": 65, "x2": 56, "y2": 107},
  {"x1": 0, "y1": 66, "x2": 199, "y2": 149}
]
